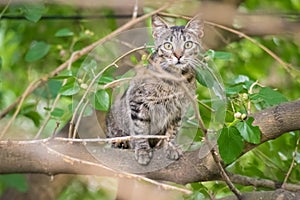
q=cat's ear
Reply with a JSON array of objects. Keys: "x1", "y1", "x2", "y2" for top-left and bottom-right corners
[
  {"x1": 152, "y1": 15, "x2": 169, "y2": 38},
  {"x1": 185, "y1": 15, "x2": 204, "y2": 38}
]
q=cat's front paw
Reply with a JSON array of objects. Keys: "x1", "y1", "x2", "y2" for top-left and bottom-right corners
[
  {"x1": 166, "y1": 143, "x2": 182, "y2": 160},
  {"x1": 135, "y1": 148, "x2": 153, "y2": 165},
  {"x1": 111, "y1": 141, "x2": 129, "y2": 149}
]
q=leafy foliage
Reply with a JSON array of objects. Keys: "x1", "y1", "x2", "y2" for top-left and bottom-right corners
[{"x1": 0, "y1": 0, "x2": 300, "y2": 199}]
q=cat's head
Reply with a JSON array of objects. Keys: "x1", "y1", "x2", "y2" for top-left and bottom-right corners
[{"x1": 152, "y1": 15, "x2": 204, "y2": 67}]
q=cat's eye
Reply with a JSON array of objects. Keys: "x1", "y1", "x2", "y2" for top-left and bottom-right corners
[
  {"x1": 164, "y1": 42, "x2": 173, "y2": 50},
  {"x1": 184, "y1": 41, "x2": 193, "y2": 49}
]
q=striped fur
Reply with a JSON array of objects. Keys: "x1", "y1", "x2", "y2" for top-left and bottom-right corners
[{"x1": 106, "y1": 15, "x2": 204, "y2": 165}]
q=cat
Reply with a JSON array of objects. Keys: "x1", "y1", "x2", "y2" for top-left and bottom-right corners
[{"x1": 106, "y1": 15, "x2": 204, "y2": 165}]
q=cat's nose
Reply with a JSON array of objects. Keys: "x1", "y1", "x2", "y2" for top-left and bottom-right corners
[{"x1": 174, "y1": 51, "x2": 182, "y2": 59}]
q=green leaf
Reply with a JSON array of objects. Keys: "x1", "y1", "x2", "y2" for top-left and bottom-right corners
[
  {"x1": 218, "y1": 126, "x2": 244, "y2": 164},
  {"x1": 130, "y1": 55, "x2": 139, "y2": 64},
  {"x1": 0, "y1": 57, "x2": 2, "y2": 71},
  {"x1": 51, "y1": 107, "x2": 65, "y2": 117},
  {"x1": 205, "y1": 50, "x2": 232, "y2": 60},
  {"x1": 20, "y1": 3, "x2": 46, "y2": 23},
  {"x1": 20, "y1": 103, "x2": 42, "y2": 126},
  {"x1": 214, "y1": 51, "x2": 233, "y2": 60},
  {"x1": 0, "y1": 174, "x2": 28, "y2": 192},
  {"x1": 195, "y1": 65, "x2": 215, "y2": 88},
  {"x1": 98, "y1": 76, "x2": 114, "y2": 84},
  {"x1": 59, "y1": 78, "x2": 80, "y2": 96},
  {"x1": 250, "y1": 87, "x2": 288, "y2": 107},
  {"x1": 23, "y1": 111, "x2": 42, "y2": 127},
  {"x1": 225, "y1": 84, "x2": 244, "y2": 95},
  {"x1": 34, "y1": 80, "x2": 62, "y2": 99},
  {"x1": 25, "y1": 41, "x2": 50, "y2": 62},
  {"x1": 235, "y1": 117, "x2": 261, "y2": 144},
  {"x1": 50, "y1": 70, "x2": 73, "y2": 79},
  {"x1": 232, "y1": 75, "x2": 250, "y2": 85},
  {"x1": 93, "y1": 90, "x2": 110, "y2": 111},
  {"x1": 55, "y1": 28, "x2": 74, "y2": 37},
  {"x1": 21, "y1": 103, "x2": 36, "y2": 114}
]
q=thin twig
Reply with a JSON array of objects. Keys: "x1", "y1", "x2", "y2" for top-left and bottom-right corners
[
  {"x1": 197, "y1": 99, "x2": 215, "y2": 112},
  {"x1": 54, "y1": 135, "x2": 168, "y2": 143},
  {"x1": 69, "y1": 45, "x2": 151, "y2": 138},
  {"x1": 247, "y1": 80, "x2": 259, "y2": 114},
  {"x1": 51, "y1": 122, "x2": 60, "y2": 137},
  {"x1": 158, "y1": 12, "x2": 298, "y2": 79},
  {"x1": 205, "y1": 21, "x2": 295, "y2": 75},
  {"x1": 34, "y1": 92, "x2": 61, "y2": 139},
  {"x1": 35, "y1": 51, "x2": 77, "y2": 139},
  {"x1": 210, "y1": 146, "x2": 243, "y2": 199},
  {"x1": 156, "y1": 12, "x2": 297, "y2": 199},
  {"x1": 230, "y1": 173, "x2": 300, "y2": 192},
  {"x1": 102, "y1": 77, "x2": 132, "y2": 89},
  {"x1": 132, "y1": 0, "x2": 139, "y2": 19},
  {"x1": 0, "y1": 82, "x2": 37, "y2": 138},
  {"x1": 73, "y1": 99, "x2": 90, "y2": 139},
  {"x1": 0, "y1": 0, "x2": 11, "y2": 19},
  {"x1": 0, "y1": 1, "x2": 172, "y2": 120},
  {"x1": 282, "y1": 132, "x2": 300, "y2": 188}
]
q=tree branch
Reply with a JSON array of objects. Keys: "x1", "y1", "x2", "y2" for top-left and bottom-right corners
[
  {"x1": 219, "y1": 189, "x2": 300, "y2": 200},
  {"x1": 0, "y1": 100, "x2": 300, "y2": 191}
]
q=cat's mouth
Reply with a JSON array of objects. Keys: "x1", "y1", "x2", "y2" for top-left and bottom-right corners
[
  {"x1": 171, "y1": 57, "x2": 185, "y2": 65},
  {"x1": 175, "y1": 59, "x2": 187, "y2": 66}
]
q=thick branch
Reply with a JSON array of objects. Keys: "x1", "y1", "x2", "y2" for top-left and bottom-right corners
[
  {"x1": 0, "y1": 100, "x2": 300, "y2": 188},
  {"x1": 219, "y1": 189, "x2": 300, "y2": 200}
]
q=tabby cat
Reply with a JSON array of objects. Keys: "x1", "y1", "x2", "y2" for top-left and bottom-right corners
[{"x1": 106, "y1": 15, "x2": 204, "y2": 165}]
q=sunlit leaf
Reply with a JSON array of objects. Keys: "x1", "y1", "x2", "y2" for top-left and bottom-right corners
[
  {"x1": 250, "y1": 87, "x2": 288, "y2": 107},
  {"x1": 195, "y1": 65, "x2": 215, "y2": 88},
  {"x1": 236, "y1": 117, "x2": 261, "y2": 144},
  {"x1": 50, "y1": 107, "x2": 65, "y2": 117},
  {"x1": 25, "y1": 41, "x2": 50, "y2": 62},
  {"x1": 93, "y1": 90, "x2": 110, "y2": 111},
  {"x1": 55, "y1": 28, "x2": 74, "y2": 37},
  {"x1": 232, "y1": 75, "x2": 250, "y2": 84},
  {"x1": 205, "y1": 50, "x2": 232, "y2": 60},
  {"x1": 218, "y1": 126, "x2": 244, "y2": 164},
  {"x1": 59, "y1": 78, "x2": 80, "y2": 96}
]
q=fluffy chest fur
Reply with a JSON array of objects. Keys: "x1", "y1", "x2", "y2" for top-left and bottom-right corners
[{"x1": 125, "y1": 68, "x2": 196, "y2": 136}]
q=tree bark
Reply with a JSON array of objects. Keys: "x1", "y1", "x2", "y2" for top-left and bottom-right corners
[
  {"x1": 0, "y1": 100, "x2": 299, "y2": 185},
  {"x1": 219, "y1": 189, "x2": 300, "y2": 200}
]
